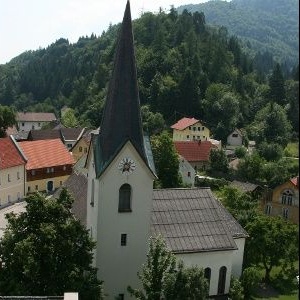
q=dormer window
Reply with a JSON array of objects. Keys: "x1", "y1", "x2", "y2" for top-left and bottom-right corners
[{"x1": 118, "y1": 184, "x2": 132, "y2": 212}]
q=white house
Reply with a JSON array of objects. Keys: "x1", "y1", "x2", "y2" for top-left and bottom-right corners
[
  {"x1": 227, "y1": 129, "x2": 243, "y2": 147},
  {"x1": 84, "y1": 2, "x2": 248, "y2": 299},
  {"x1": 178, "y1": 155, "x2": 195, "y2": 186},
  {"x1": 17, "y1": 112, "x2": 57, "y2": 131}
]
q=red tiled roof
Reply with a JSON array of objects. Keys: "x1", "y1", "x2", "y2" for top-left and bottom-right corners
[
  {"x1": 171, "y1": 117, "x2": 199, "y2": 130},
  {"x1": 290, "y1": 176, "x2": 299, "y2": 188},
  {"x1": 0, "y1": 137, "x2": 26, "y2": 169},
  {"x1": 18, "y1": 139, "x2": 74, "y2": 170},
  {"x1": 174, "y1": 141, "x2": 217, "y2": 162},
  {"x1": 17, "y1": 112, "x2": 57, "y2": 122}
]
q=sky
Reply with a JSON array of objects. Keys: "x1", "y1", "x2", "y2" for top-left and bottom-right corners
[{"x1": 0, "y1": 0, "x2": 210, "y2": 65}]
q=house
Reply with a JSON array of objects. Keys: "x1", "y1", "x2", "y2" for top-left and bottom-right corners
[
  {"x1": 174, "y1": 140, "x2": 217, "y2": 172},
  {"x1": 178, "y1": 155, "x2": 195, "y2": 187},
  {"x1": 230, "y1": 180, "x2": 264, "y2": 199},
  {"x1": 171, "y1": 117, "x2": 210, "y2": 142},
  {"x1": 16, "y1": 112, "x2": 57, "y2": 131},
  {"x1": 71, "y1": 128, "x2": 99, "y2": 162},
  {"x1": 261, "y1": 177, "x2": 299, "y2": 224},
  {"x1": 84, "y1": 3, "x2": 247, "y2": 299},
  {"x1": 18, "y1": 139, "x2": 74, "y2": 194},
  {"x1": 227, "y1": 129, "x2": 243, "y2": 147},
  {"x1": 0, "y1": 136, "x2": 27, "y2": 206}
]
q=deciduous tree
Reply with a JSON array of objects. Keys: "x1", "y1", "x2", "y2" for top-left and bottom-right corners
[
  {"x1": 0, "y1": 190, "x2": 103, "y2": 299},
  {"x1": 0, "y1": 105, "x2": 16, "y2": 137}
]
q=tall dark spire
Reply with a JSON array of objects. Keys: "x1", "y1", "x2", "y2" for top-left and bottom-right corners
[{"x1": 95, "y1": 0, "x2": 147, "y2": 175}]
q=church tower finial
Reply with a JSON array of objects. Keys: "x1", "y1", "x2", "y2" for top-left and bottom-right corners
[{"x1": 95, "y1": 0, "x2": 147, "y2": 176}]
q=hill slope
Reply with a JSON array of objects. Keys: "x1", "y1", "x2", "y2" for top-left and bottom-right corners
[{"x1": 178, "y1": 0, "x2": 299, "y2": 69}]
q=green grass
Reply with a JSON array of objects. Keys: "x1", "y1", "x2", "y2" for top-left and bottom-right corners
[
  {"x1": 284, "y1": 143, "x2": 299, "y2": 158},
  {"x1": 255, "y1": 293, "x2": 298, "y2": 300}
]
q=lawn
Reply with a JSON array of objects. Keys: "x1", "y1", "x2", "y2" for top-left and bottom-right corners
[{"x1": 284, "y1": 142, "x2": 299, "y2": 158}]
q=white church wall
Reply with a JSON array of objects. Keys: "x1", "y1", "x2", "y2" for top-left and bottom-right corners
[
  {"x1": 232, "y1": 238, "x2": 246, "y2": 278},
  {"x1": 93, "y1": 141, "x2": 155, "y2": 299},
  {"x1": 176, "y1": 250, "x2": 233, "y2": 296}
]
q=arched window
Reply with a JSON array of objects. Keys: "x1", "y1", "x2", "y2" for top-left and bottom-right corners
[
  {"x1": 281, "y1": 190, "x2": 293, "y2": 205},
  {"x1": 218, "y1": 266, "x2": 227, "y2": 294},
  {"x1": 204, "y1": 267, "x2": 211, "y2": 290},
  {"x1": 119, "y1": 184, "x2": 132, "y2": 212}
]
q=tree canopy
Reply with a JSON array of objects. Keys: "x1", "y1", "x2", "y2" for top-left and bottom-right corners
[
  {"x1": 0, "y1": 105, "x2": 16, "y2": 137},
  {"x1": 0, "y1": 190, "x2": 103, "y2": 299}
]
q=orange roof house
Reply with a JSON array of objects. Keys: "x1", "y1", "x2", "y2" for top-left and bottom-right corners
[
  {"x1": 18, "y1": 139, "x2": 74, "y2": 194},
  {"x1": 174, "y1": 140, "x2": 217, "y2": 171},
  {"x1": 0, "y1": 136, "x2": 27, "y2": 205},
  {"x1": 171, "y1": 117, "x2": 211, "y2": 142}
]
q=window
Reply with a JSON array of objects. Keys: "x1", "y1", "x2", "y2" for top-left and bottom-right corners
[
  {"x1": 91, "y1": 179, "x2": 95, "y2": 207},
  {"x1": 8, "y1": 174, "x2": 10, "y2": 182},
  {"x1": 283, "y1": 208, "x2": 289, "y2": 219},
  {"x1": 84, "y1": 147, "x2": 88, "y2": 153},
  {"x1": 198, "y1": 127, "x2": 200, "y2": 131},
  {"x1": 8, "y1": 195, "x2": 11, "y2": 203},
  {"x1": 31, "y1": 170, "x2": 36, "y2": 176},
  {"x1": 35, "y1": 185, "x2": 38, "y2": 190},
  {"x1": 121, "y1": 234, "x2": 127, "y2": 246},
  {"x1": 28, "y1": 186, "x2": 31, "y2": 192},
  {"x1": 67, "y1": 143, "x2": 72, "y2": 149},
  {"x1": 187, "y1": 172, "x2": 191, "y2": 177},
  {"x1": 187, "y1": 135, "x2": 189, "y2": 139},
  {"x1": 47, "y1": 181, "x2": 54, "y2": 192},
  {"x1": 218, "y1": 266, "x2": 227, "y2": 294},
  {"x1": 22, "y1": 122, "x2": 25, "y2": 127},
  {"x1": 281, "y1": 190, "x2": 293, "y2": 205},
  {"x1": 265, "y1": 204, "x2": 272, "y2": 215},
  {"x1": 17, "y1": 171, "x2": 20, "y2": 180},
  {"x1": 63, "y1": 165, "x2": 67, "y2": 171},
  {"x1": 47, "y1": 168, "x2": 50, "y2": 173},
  {"x1": 118, "y1": 184, "x2": 131, "y2": 212},
  {"x1": 193, "y1": 127, "x2": 196, "y2": 131},
  {"x1": 38, "y1": 122, "x2": 41, "y2": 127},
  {"x1": 79, "y1": 146, "x2": 83, "y2": 152},
  {"x1": 32, "y1": 125, "x2": 35, "y2": 130},
  {"x1": 204, "y1": 267, "x2": 211, "y2": 290},
  {"x1": 232, "y1": 133, "x2": 238, "y2": 137},
  {"x1": 189, "y1": 126, "x2": 191, "y2": 130},
  {"x1": 118, "y1": 294, "x2": 124, "y2": 300},
  {"x1": 51, "y1": 167, "x2": 54, "y2": 173},
  {"x1": 202, "y1": 126, "x2": 205, "y2": 131}
]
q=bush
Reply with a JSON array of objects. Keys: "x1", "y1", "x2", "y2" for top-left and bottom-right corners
[
  {"x1": 257, "y1": 142, "x2": 283, "y2": 161},
  {"x1": 241, "y1": 267, "x2": 262, "y2": 299},
  {"x1": 235, "y1": 146, "x2": 247, "y2": 158},
  {"x1": 229, "y1": 276, "x2": 244, "y2": 300}
]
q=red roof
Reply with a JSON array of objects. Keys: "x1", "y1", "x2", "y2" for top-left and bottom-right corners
[
  {"x1": 174, "y1": 141, "x2": 217, "y2": 162},
  {"x1": 18, "y1": 139, "x2": 74, "y2": 170},
  {"x1": 171, "y1": 117, "x2": 199, "y2": 130},
  {"x1": 290, "y1": 176, "x2": 299, "y2": 188},
  {"x1": 17, "y1": 112, "x2": 57, "y2": 122},
  {"x1": 0, "y1": 137, "x2": 26, "y2": 169}
]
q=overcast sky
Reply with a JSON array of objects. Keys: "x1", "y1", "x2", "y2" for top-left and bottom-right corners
[{"x1": 0, "y1": 0, "x2": 212, "y2": 64}]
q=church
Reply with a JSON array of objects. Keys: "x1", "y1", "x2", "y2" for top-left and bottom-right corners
[{"x1": 80, "y1": 1, "x2": 248, "y2": 299}]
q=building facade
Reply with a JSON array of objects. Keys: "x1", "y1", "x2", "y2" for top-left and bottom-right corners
[
  {"x1": 17, "y1": 112, "x2": 57, "y2": 131},
  {"x1": 0, "y1": 136, "x2": 27, "y2": 206}
]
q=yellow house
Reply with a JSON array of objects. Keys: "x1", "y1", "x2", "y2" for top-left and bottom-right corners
[
  {"x1": 171, "y1": 117, "x2": 210, "y2": 141},
  {"x1": 261, "y1": 177, "x2": 299, "y2": 224},
  {"x1": 0, "y1": 136, "x2": 27, "y2": 206},
  {"x1": 18, "y1": 139, "x2": 74, "y2": 194}
]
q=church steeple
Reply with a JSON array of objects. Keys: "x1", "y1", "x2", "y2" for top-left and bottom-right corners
[{"x1": 95, "y1": 0, "x2": 147, "y2": 176}]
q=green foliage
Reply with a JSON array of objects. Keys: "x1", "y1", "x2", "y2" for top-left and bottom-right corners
[
  {"x1": 164, "y1": 261, "x2": 209, "y2": 300},
  {"x1": 0, "y1": 190, "x2": 103, "y2": 299},
  {"x1": 283, "y1": 142, "x2": 299, "y2": 158},
  {"x1": 229, "y1": 276, "x2": 244, "y2": 300},
  {"x1": 0, "y1": 105, "x2": 16, "y2": 137},
  {"x1": 151, "y1": 131, "x2": 182, "y2": 188},
  {"x1": 195, "y1": 176, "x2": 228, "y2": 191},
  {"x1": 128, "y1": 235, "x2": 208, "y2": 300},
  {"x1": 241, "y1": 267, "x2": 262, "y2": 299},
  {"x1": 257, "y1": 142, "x2": 283, "y2": 161},
  {"x1": 141, "y1": 105, "x2": 165, "y2": 135},
  {"x1": 237, "y1": 153, "x2": 265, "y2": 182},
  {"x1": 244, "y1": 215, "x2": 298, "y2": 283},
  {"x1": 268, "y1": 63, "x2": 286, "y2": 105},
  {"x1": 234, "y1": 146, "x2": 247, "y2": 158},
  {"x1": 209, "y1": 148, "x2": 229, "y2": 173},
  {"x1": 128, "y1": 235, "x2": 176, "y2": 300},
  {"x1": 61, "y1": 108, "x2": 79, "y2": 128},
  {"x1": 219, "y1": 185, "x2": 259, "y2": 227}
]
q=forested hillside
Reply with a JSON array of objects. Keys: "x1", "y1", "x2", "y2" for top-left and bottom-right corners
[
  {"x1": 0, "y1": 6, "x2": 298, "y2": 144},
  {"x1": 178, "y1": 0, "x2": 299, "y2": 73}
]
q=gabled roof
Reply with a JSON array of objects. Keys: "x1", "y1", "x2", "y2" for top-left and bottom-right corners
[
  {"x1": 171, "y1": 117, "x2": 199, "y2": 130},
  {"x1": 61, "y1": 128, "x2": 85, "y2": 141},
  {"x1": 0, "y1": 136, "x2": 27, "y2": 169},
  {"x1": 28, "y1": 129, "x2": 62, "y2": 141},
  {"x1": 53, "y1": 172, "x2": 87, "y2": 226},
  {"x1": 18, "y1": 139, "x2": 74, "y2": 170},
  {"x1": 94, "y1": 1, "x2": 150, "y2": 177},
  {"x1": 174, "y1": 141, "x2": 217, "y2": 162},
  {"x1": 151, "y1": 188, "x2": 248, "y2": 253},
  {"x1": 17, "y1": 112, "x2": 57, "y2": 122},
  {"x1": 230, "y1": 180, "x2": 260, "y2": 193},
  {"x1": 290, "y1": 176, "x2": 299, "y2": 188}
]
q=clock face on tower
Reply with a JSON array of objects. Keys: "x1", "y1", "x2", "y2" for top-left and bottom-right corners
[{"x1": 118, "y1": 157, "x2": 136, "y2": 175}]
